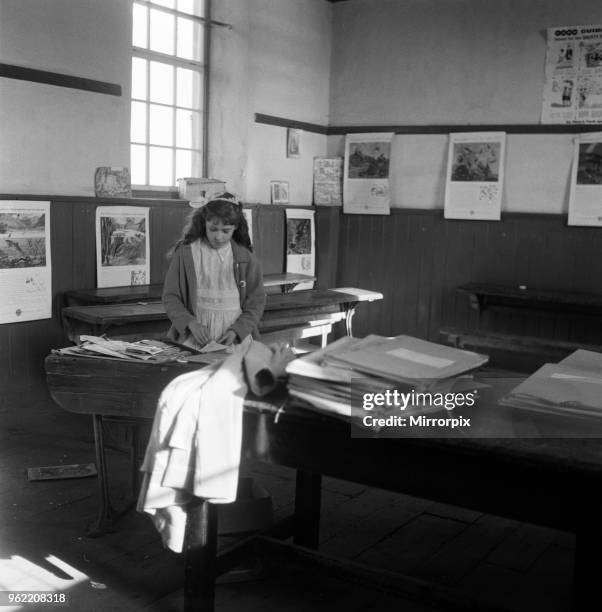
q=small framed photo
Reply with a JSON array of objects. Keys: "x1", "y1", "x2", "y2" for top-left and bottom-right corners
[
  {"x1": 287, "y1": 128, "x2": 301, "y2": 158},
  {"x1": 270, "y1": 181, "x2": 290, "y2": 205}
]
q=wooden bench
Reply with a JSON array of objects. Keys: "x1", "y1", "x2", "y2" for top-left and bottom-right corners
[{"x1": 439, "y1": 326, "x2": 602, "y2": 372}]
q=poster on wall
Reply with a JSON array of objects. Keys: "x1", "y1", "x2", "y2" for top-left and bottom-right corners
[
  {"x1": 444, "y1": 132, "x2": 506, "y2": 221},
  {"x1": 242, "y1": 208, "x2": 253, "y2": 246},
  {"x1": 0, "y1": 200, "x2": 52, "y2": 324},
  {"x1": 313, "y1": 156, "x2": 343, "y2": 205},
  {"x1": 343, "y1": 133, "x2": 393, "y2": 215},
  {"x1": 568, "y1": 131, "x2": 602, "y2": 226},
  {"x1": 95, "y1": 206, "x2": 150, "y2": 288},
  {"x1": 541, "y1": 24, "x2": 602, "y2": 124},
  {"x1": 285, "y1": 208, "x2": 315, "y2": 291}
]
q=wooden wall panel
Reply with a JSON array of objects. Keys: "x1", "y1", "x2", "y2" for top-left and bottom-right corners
[
  {"x1": 337, "y1": 209, "x2": 602, "y2": 346},
  {"x1": 1, "y1": 197, "x2": 332, "y2": 399}
]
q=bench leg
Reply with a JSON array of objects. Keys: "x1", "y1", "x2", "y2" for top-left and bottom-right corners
[
  {"x1": 185, "y1": 500, "x2": 218, "y2": 612},
  {"x1": 294, "y1": 470, "x2": 322, "y2": 549}
]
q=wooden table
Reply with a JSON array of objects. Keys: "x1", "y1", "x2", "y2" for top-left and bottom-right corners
[
  {"x1": 61, "y1": 288, "x2": 383, "y2": 345},
  {"x1": 63, "y1": 273, "x2": 317, "y2": 306},
  {"x1": 45, "y1": 354, "x2": 602, "y2": 611},
  {"x1": 457, "y1": 282, "x2": 602, "y2": 316}
]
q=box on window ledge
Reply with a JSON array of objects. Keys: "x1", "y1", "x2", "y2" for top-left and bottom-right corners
[{"x1": 177, "y1": 177, "x2": 226, "y2": 207}]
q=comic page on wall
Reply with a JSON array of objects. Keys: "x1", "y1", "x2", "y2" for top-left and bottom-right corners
[
  {"x1": 0, "y1": 200, "x2": 52, "y2": 324},
  {"x1": 313, "y1": 156, "x2": 343, "y2": 205},
  {"x1": 285, "y1": 209, "x2": 315, "y2": 291},
  {"x1": 96, "y1": 206, "x2": 150, "y2": 288},
  {"x1": 444, "y1": 133, "x2": 505, "y2": 220},
  {"x1": 568, "y1": 131, "x2": 602, "y2": 226},
  {"x1": 343, "y1": 133, "x2": 393, "y2": 214},
  {"x1": 541, "y1": 25, "x2": 602, "y2": 124}
]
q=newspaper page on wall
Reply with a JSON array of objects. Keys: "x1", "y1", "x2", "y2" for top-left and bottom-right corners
[
  {"x1": 313, "y1": 156, "x2": 343, "y2": 205},
  {"x1": 541, "y1": 25, "x2": 602, "y2": 124},
  {"x1": 0, "y1": 200, "x2": 52, "y2": 324},
  {"x1": 96, "y1": 206, "x2": 150, "y2": 288},
  {"x1": 343, "y1": 133, "x2": 393, "y2": 214},
  {"x1": 568, "y1": 131, "x2": 602, "y2": 226},
  {"x1": 286, "y1": 208, "x2": 315, "y2": 291},
  {"x1": 444, "y1": 132, "x2": 506, "y2": 220}
]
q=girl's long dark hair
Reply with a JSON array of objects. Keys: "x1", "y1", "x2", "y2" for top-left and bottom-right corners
[{"x1": 170, "y1": 193, "x2": 253, "y2": 255}]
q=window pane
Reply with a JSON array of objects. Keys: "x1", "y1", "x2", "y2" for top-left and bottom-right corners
[
  {"x1": 151, "y1": 0, "x2": 175, "y2": 8},
  {"x1": 175, "y1": 149, "x2": 191, "y2": 180},
  {"x1": 150, "y1": 146, "x2": 173, "y2": 186},
  {"x1": 177, "y1": 0, "x2": 204, "y2": 17},
  {"x1": 150, "y1": 8, "x2": 175, "y2": 55},
  {"x1": 132, "y1": 3, "x2": 148, "y2": 48},
  {"x1": 177, "y1": 17, "x2": 203, "y2": 62},
  {"x1": 131, "y1": 144, "x2": 147, "y2": 184},
  {"x1": 176, "y1": 67, "x2": 201, "y2": 108},
  {"x1": 176, "y1": 109, "x2": 201, "y2": 148},
  {"x1": 149, "y1": 104, "x2": 173, "y2": 146},
  {"x1": 132, "y1": 57, "x2": 147, "y2": 100},
  {"x1": 150, "y1": 61, "x2": 174, "y2": 104},
  {"x1": 176, "y1": 149, "x2": 202, "y2": 180},
  {"x1": 131, "y1": 101, "x2": 147, "y2": 142}
]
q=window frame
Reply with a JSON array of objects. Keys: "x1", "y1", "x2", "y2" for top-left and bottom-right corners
[{"x1": 130, "y1": 0, "x2": 211, "y2": 191}]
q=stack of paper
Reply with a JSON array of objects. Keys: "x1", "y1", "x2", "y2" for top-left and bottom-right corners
[
  {"x1": 286, "y1": 334, "x2": 488, "y2": 420},
  {"x1": 52, "y1": 336, "x2": 213, "y2": 363},
  {"x1": 499, "y1": 349, "x2": 602, "y2": 419}
]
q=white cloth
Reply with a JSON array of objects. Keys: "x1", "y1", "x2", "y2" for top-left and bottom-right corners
[
  {"x1": 136, "y1": 337, "x2": 252, "y2": 553},
  {"x1": 190, "y1": 239, "x2": 242, "y2": 344}
]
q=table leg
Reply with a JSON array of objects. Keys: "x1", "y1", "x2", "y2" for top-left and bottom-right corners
[
  {"x1": 294, "y1": 470, "x2": 322, "y2": 549},
  {"x1": 185, "y1": 499, "x2": 218, "y2": 612},
  {"x1": 344, "y1": 304, "x2": 357, "y2": 337},
  {"x1": 574, "y1": 509, "x2": 602, "y2": 611},
  {"x1": 87, "y1": 414, "x2": 119, "y2": 536}
]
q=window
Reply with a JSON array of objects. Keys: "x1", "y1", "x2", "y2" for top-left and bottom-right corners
[{"x1": 131, "y1": 0, "x2": 208, "y2": 188}]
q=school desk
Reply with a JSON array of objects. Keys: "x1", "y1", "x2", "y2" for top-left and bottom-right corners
[
  {"x1": 44, "y1": 354, "x2": 602, "y2": 612},
  {"x1": 60, "y1": 287, "x2": 383, "y2": 345},
  {"x1": 63, "y1": 273, "x2": 317, "y2": 306}
]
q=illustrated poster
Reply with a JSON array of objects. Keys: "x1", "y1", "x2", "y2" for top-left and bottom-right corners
[
  {"x1": 313, "y1": 156, "x2": 343, "y2": 205},
  {"x1": 285, "y1": 208, "x2": 315, "y2": 291},
  {"x1": 343, "y1": 133, "x2": 393, "y2": 215},
  {"x1": 568, "y1": 131, "x2": 602, "y2": 226},
  {"x1": 444, "y1": 132, "x2": 506, "y2": 221},
  {"x1": 96, "y1": 206, "x2": 150, "y2": 288},
  {"x1": 0, "y1": 200, "x2": 52, "y2": 324},
  {"x1": 541, "y1": 25, "x2": 602, "y2": 124},
  {"x1": 242, "y1": 208, "x2": 253, "y2": 246}
]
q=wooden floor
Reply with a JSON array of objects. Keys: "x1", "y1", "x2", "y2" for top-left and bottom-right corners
[{"x1": 0, "y1": 385, "x2": 574, "y2": 611}]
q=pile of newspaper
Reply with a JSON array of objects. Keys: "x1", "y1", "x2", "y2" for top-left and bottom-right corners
[
  {"x1": 499, "y1": 349, "x2": 602, "y2": 419},
  {"x1": 52, "y1": 335, "x2": 230, "y2": 364},
  {"x1": 286, "y1": 334, "x2": 488, "y2": 420}
]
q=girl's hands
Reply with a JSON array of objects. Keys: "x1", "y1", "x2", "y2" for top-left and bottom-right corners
[
  {"x1": 217, "y1": 330, "x2": 237, "y2": 346},
  {"x1": 187, "y1": 320, "x2": 211, "y2": 346}
]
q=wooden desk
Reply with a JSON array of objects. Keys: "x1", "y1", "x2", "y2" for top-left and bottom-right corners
[
  {"x1": 45, "y1": 354, "x2": 602, "y2": 611},
  {"x1": 61, "y1": 288, "x2": 383, "y2": 345},
  {"x1": 458, "y1": 282, "x2": 602, "y2": 316},
  {"x1": 63, "y1": 273, "x2": 317, "y2": 306}
]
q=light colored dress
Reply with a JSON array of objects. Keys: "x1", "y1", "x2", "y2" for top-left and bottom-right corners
[{"x1": 190, "y1": 239, "x2": 242, "y2": 345}]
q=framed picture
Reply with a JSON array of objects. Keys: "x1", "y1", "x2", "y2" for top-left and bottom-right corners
[
  {"x1": 287, "y1": 128, "x2": 301, "y2": 158},
  {"x1": 270, "y1": 181, "x2": 290, "y2": 205}
]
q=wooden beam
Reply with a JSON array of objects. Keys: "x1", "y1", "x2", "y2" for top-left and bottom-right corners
[
  {"x1": 0, "y1": 63, "x2": 122, "y2": 97},
  {"x1": 254, "y1": 113, "x2": 329, "y2": 135}
]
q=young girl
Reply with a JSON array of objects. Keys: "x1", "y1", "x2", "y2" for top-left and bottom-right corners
[{"x1": 163, "y1": 194, "x2": 266, "y2": 349}]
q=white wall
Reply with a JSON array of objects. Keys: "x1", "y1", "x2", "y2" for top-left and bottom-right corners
[
  {"x1": 0, "y1": 0, "x2": 131, "y2": 196},
  {"x1": 0, "y1": 0, "x2": 331, "y2": 204},
  {"x1": 211, "y1": 0, "x2": 332, "y2": 204},
  {"x1": 329, "y1": 0, "x2": 602, "y2": 213}
]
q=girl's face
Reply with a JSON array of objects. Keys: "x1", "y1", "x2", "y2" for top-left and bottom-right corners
[{"x1": 205, "y1": 217, "x2": 235, "y2": 249}]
